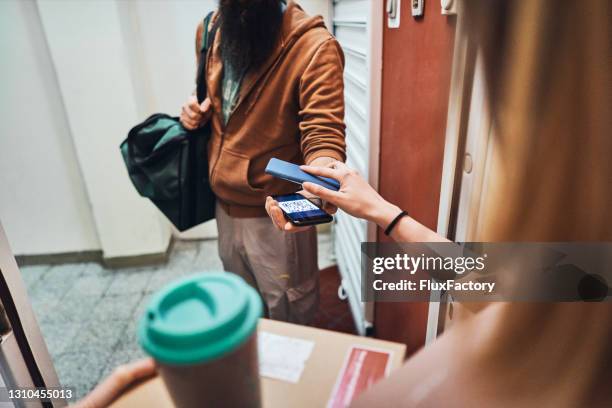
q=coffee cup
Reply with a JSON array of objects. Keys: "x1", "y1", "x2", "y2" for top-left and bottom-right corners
[{"x1": 139, "y1": 272, "x2": 263, "y2": 408}]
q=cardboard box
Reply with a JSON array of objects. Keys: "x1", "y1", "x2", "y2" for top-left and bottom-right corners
[{"x1": 111, "y1": 319, "x2": 406, "y2": 408}]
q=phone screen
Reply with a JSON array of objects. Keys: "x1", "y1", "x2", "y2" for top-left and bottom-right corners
[{"x1": 275, "y1": 193, "x2": 332, "y2": 225}]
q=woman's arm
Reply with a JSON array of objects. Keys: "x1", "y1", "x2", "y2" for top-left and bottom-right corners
[{"x1": 299, "y1": 162, "x2": 449, "y2": 243}]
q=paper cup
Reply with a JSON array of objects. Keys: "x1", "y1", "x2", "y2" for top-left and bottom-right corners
[{"x1": 139, "y1": 272, "x2": 263, "y2": 408}]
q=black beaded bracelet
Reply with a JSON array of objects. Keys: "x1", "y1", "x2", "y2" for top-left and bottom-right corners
[{"x1": 384, "y1": 210, "x2": 408, "y2": 236}]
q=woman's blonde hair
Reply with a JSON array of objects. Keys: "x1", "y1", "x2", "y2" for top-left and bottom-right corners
[
  {"x1": 463, "y1": 2, "x2": 612, "y2": 404},
  {"x1": 468, "y1": 0, "x2": 611, "y2": 241}
]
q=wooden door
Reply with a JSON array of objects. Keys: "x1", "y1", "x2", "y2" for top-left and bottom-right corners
[{"x1": 375, "y1": 1, "x2": 456, "y2": 356}]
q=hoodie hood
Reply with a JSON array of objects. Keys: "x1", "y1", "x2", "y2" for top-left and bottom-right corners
[{"x1": 279, "y1": 1, "x2": 328, "y2": 50}]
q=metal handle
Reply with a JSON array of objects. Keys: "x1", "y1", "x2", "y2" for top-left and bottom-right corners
[{"x1": 386, "y1": 0, "x2": 397, "y2": 19}]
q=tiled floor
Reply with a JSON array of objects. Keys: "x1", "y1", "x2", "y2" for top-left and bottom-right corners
[{"x1": 19, "y1": 230, "x2": 354, "y2": 400}]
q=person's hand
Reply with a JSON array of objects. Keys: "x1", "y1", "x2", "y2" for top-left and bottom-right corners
[
  {"x1": 265, "y1": 190, "x2": 337, "y2": 232},
  {"x1": 180, "y1": 95, "x2": 212, "y2": 130},
  {"x1": 300, "y1": 161, "x2": 401, "y2": 227},
  {"x1": 73, "y1": 358, "x2": 156, "y2": 408}
]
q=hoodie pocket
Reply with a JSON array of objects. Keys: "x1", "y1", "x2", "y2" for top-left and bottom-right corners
[{"x1": 213, "y1": 148, "x2": 264, "y2": 199}]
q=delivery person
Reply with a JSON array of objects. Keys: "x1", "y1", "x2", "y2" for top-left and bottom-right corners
[{"x1": 179, "y1": 0, "x2": 346, "y2": 324}]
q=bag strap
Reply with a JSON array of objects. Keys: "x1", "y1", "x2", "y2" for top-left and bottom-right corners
[
  {"x1": 196, "y1": 12, "x2": 220, "y2": 104},
  {"x1": 200, "y1": 12, "x2": 216, "y2": 54}
]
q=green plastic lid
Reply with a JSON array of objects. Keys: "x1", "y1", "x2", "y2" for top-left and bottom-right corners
[{"x1": 138, "y1": 272, "x2": 262, "y2": 365}]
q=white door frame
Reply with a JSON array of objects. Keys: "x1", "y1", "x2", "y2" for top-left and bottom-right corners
[
  {"x1": 365, "y1": 0, "x2": 384, "y2": 331},
  {"x1": 0, "y1": 222, "x2": 64, "y2": 406},
  {"x1": 426, "y1": 1, "x2": 483, "y2": 344}
]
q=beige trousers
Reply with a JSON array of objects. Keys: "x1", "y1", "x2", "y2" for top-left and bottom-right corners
[{"x1": 215, "y1": 202, "x2": 319, "y2": 324}]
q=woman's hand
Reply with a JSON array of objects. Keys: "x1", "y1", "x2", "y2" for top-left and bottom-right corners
[
  {"x1": 180, "y1": 95, "x2": 212, "y2": 130},
  {"x1": 265, "y1": 191, "x2": 337, "y2": 232},
  {"x1": 73, "y1": 358, "x2": 156, "y2": 408},
  {"x1": 300, "y1": 162, "x2": 401, "y2": 228}
]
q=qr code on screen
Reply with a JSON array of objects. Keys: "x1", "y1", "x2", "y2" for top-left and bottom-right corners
[{"x1": 278, "y1": 199, "x2": 319, "y2": 214}]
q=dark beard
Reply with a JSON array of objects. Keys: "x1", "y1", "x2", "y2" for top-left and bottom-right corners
[{"x1": 219, "y1": 0, "x2": 283, "y2": 74}]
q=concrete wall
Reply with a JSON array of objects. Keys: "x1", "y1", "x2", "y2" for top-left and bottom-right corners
[
  {"x1": 0, "y1": 0, "x2": 331, "y2": 259},
  {"x1": 0, "y1": 0, "x2": 100, "y2": 256}
]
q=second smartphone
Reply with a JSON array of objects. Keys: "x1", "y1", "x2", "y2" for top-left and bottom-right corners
[{"x1": 273, "y1": 193, "x2": 333, "y2": 226}]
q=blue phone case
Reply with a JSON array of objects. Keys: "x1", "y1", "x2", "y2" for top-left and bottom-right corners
[{"x1": 265, "y1": 158, "x2": 340, "y2": 191}]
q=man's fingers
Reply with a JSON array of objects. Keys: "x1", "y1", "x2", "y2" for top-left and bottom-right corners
[
  {"x1": 302, "y1": 182, "x2": 342, "y2": 204},
  {"x1": 181, "y1": 117, "x2": 198, "y2": 130},
  {"x1": 182, "y1": 105, "x2": 201, "y2": 120},
  {"x1": 283, "y1": 222, "x2": 302, "y2": 232},
  {"x1": 265, "y1": 196, "x2": 277, "y2": 219},
  {"x1": 200, "y1": 98, "x2": 211, "y2": 113},
  {"x1": 265, "y1": 196, "x2": 273, "y2": 214},
  {"x1": 188, "y1": 96, "x2": 200, "y2": 112},
  {"x1": 271, "y1": 206, "x2": 287, "y2": 231},
  {"x1": 181, "y1": 121, "x2": 196, "y2": 130}
]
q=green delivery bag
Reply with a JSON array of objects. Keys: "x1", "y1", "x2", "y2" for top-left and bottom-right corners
[
  {"x1": 120, "y1": 13, "x2": 218, "y2": 231},
  {"x1": 120, "y1": 114, "x2": 214, "y2": 231}
]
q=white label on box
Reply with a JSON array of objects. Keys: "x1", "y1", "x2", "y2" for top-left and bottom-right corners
[{"x1": 258, "y1": 331, "x2": 315, "y2": 383}]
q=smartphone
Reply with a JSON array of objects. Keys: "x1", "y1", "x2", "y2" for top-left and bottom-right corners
[
  {"x1": 274, "y1": 193, "x2": 333, "y2": 226},
  {"x1": 265, "y1": 158, "x2": 340, "y2": 191}
]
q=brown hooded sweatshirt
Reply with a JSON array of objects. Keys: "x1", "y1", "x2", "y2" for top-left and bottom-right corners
[{"x1": 198, "y1": 1, "x2": 346, "y2": 218}]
